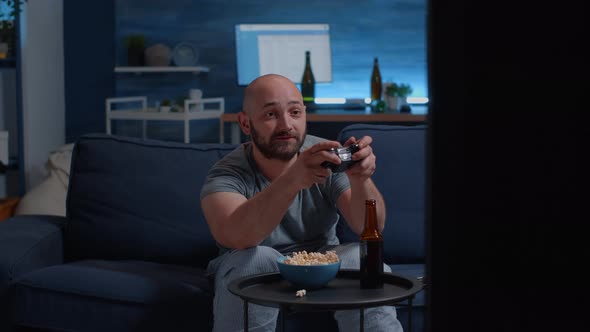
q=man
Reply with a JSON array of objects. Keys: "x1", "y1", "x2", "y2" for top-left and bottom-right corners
[{"x1": 200, "y1": 74, "x2": 402, "y2": 332}]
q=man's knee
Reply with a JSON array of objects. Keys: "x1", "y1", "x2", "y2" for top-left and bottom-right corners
[
  {"x1": 224, "y1": 246, "x2": 281, "y2": 276},
  {"x1": 335, "y1": 243, "x2": 361, "y2": 269}
]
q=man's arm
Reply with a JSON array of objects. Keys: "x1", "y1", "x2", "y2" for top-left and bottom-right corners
[
  {"x1": 336, "y1": 135, "x2": 386, "y2": 234},
  {"x1": 337, "y1": 179, "x2": 386, "y2": 235},
  {"x1": 201, "y1": 174, "x2": 301, "y2": 249},
  {"x1": 201, "y1": 141, "x2": 342, "y2": 249}
]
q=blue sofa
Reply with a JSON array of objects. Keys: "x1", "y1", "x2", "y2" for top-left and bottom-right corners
[{"x1": 0, "y1": 124, "x2": 426, "y2": 332}]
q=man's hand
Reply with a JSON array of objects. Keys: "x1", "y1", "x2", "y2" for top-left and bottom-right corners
[
  {"x1": 343, "y1": 136, "x2": 376, "y2": 180},
  {"x1": 284, "y1": 140, "x2": 342, "y2": 189}
]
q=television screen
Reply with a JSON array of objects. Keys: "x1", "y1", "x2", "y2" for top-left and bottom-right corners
[{"x1": 235, "y1": 24, "x2": 332, "y2": 85}]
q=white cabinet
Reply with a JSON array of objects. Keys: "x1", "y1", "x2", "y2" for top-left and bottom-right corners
[
  {"x1": 109, "y1": 65, "x2": 223, "y2": 143},
  {"x1": 105, "y1": 96, "x2": 224, "y2": 143}
]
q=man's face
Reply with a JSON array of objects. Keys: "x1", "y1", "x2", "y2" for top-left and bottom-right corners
[
  {"x1": 246, "y1": 77, "x2": 307, "y2": 161},
  {"x1": 250, "y1": 118, "x2": 306, "y2": 161}
]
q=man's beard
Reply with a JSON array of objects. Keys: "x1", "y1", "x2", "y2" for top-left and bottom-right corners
[{"x1": 250, "y1": 121, "x2": 306, "y2": 161}]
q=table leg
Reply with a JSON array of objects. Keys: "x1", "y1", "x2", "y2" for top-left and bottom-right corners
[
  {"x1": 408, "y1": 297, "x2": 413, "y2": 332},
  {"x1": 184, "y1": 120, "x2": 189, "y2": 143},
  {"x1": 231, "y1": 123, "x2": 241, "y2": 144},
  {"x1": 243, "y1": 300, "x2": 249, "y2": 332},
  {"x1": 219, "y1": 118, "x2": 225, "y2": 143},
  {"x1": 106, "y1": 116, "x2": 111, "y2": 135},
  {"x1": 278, "y1": 305, "x2": 286, "y2": 332},
  {"x1": 360, "y1": 308, "x2": 364, "y2": 332}
]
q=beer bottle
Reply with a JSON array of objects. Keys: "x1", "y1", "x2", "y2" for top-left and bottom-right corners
[
  {"x1": 360, "y1": 199, "x2": 384, "y2": 289},
  {"x1": 370, "y1": 57, "x2": 382, "y2": 102},
  {"x1": 301, "y1": 50, "x2": 315, "y2": 104}
]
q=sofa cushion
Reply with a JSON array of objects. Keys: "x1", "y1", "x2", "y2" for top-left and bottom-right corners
[
  {"x1": 65, "y1": 134, "x2": 237, "y2": 268},
  {"x1": 11, "y1": 260, "x2": 213, "y2": 332},
  {"x1": 337, "y1": 124, "x2": 426, "y2": 264}
]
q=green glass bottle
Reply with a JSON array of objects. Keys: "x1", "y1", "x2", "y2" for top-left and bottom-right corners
[
  {"x1": 371, "y1": 57, "x2": 382, "y2": 102},
  {"x1": 301, "y1": 51, "x2": 315, "y2": 104}
]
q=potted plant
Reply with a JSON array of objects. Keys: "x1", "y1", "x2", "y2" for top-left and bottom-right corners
[
  {"x1": 173, "y1": 95, "x2": 188, "y2": 112},
  {"x1": 0, "y1": 0, "x2": 26, "y2": 59},
  {"x1": 0, "y1": 20, "x2": 13, "y2": 59},
  {"x1": 384, "y1": 82, "x2": 413, "y2": 112},
  {"x1": 159, "y1": 99, "x2": 171, "y2": 113},
  {"x1": 124, "y1": 34, "x2": 145, "y2": 66}
]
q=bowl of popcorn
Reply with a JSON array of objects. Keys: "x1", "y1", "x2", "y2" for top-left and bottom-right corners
[{"x1": 277, "y1": 250, "x2": 341, "y2": 290}]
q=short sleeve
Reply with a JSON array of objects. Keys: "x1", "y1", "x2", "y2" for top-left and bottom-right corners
[
  {"x1": 200, "y1": 163, "x2": 248, "y2": 199},
  {"x1": 200, "y1": 146, "x2": 254, "y2": 200}
]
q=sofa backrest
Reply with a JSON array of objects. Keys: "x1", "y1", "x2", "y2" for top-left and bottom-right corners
[
  {"x1": 336, "y1": 124, "x2": 427, "y2": 264},
  {"x1": 64, "y1": 134, "x2": 237, "y2": 268}
]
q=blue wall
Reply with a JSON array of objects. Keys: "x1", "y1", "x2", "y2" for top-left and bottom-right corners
[
  {"x1": 64, "y1": 0, "x2": 115, "y2": 143},
  {"x1": 66, "y1": 0, "x2": 427, "y2": 143},
  {"x1": 113, "y1": 0, "x2": 427, "y2": 142}
]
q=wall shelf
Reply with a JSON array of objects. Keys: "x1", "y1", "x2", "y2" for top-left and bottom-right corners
[{"x1": 114, "y1": 66, "x2": 210, "y2": 74}]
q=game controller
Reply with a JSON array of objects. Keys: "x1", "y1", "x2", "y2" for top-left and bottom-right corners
[{"x1": 321, "y1": 143, "x2": 360, "y2": 172}]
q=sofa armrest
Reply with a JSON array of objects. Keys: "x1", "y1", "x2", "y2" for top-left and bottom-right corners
[{"x1": 0, "y1": 215, "x2": 66, "y2": 290}]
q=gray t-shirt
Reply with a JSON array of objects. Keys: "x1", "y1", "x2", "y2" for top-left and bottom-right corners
[{"x1": 200, "y1": 135, "x2": 351, "y2": 255}]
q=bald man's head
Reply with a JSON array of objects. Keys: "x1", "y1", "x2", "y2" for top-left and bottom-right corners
[
  {"x1": 237, "y1": 74, "x2": 307, "y2": 161},
  {"x1": 242, "y1": 74, "x2": 303, "y2": 115}
]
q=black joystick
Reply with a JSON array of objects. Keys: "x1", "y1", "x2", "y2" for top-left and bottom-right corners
[{"x1": 321, "y1": 144, "x2": 360, "y2": 172}]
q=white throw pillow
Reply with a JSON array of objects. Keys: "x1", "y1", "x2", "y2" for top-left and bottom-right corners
[{"x1": 14, "y1": 143, "x2": 74, "y2": 216}]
